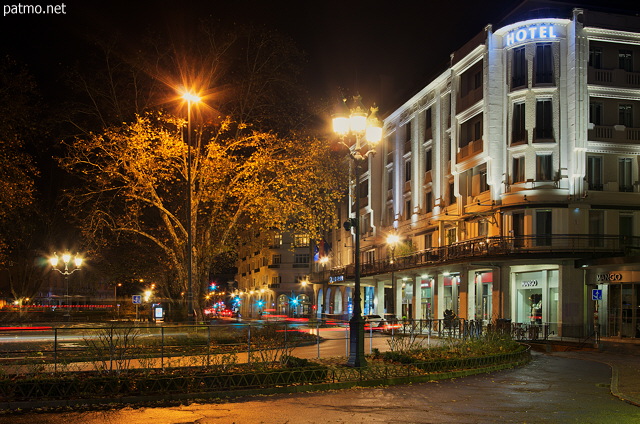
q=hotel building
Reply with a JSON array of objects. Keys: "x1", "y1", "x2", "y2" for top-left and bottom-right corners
[{"x1": 311, "y1": 5, "x2": 640, "y2": 340}]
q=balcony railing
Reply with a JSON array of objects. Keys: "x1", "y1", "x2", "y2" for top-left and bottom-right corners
[
  {"x1": 320, "y1": 235, "x2": 638, "y2": 281},
  {"x1": 588, "y1": 125, "x2": 640, "y2": 143},
  {"x1": 588, "y1": 67, "x2": 640, "y2": 88}
]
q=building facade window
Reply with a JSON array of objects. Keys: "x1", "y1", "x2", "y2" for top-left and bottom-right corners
[
  {"x1": 404, "y1": 121, "x2": 412, "y2": 152},
  {"x1": 387, "y1": 169, "x2": 393, "y2": 191},
  {"x1": 425, "y1": 148, "x2": 432, "y2": 172},
  {"x1": 619, "y1": 104, "x2": 633, "y2": 127},
  {"x1": 535, "y1": 44, "x2": 553, "y2": 84},
  {"x1": 536, "y1": 154, "x2": 553, "y2": 181},
  {"x1": 405, "y1": 199, "x2": 412, "y2": 220},
  {"x1": 587, "y1": 156, "x2": 603, "y2": 191},
  {"x1": 512, "y1": 156, "x2": 525, "y2": 183},
  {"x1": 293, "y1": 235, "x2": 310, "y2": 247},
  {"x1": 405, "y1": 160, "x2": 412, "y2": 182},
  {"x1": 425, "y1": 191, "x2": 433, "y2": 213},
  {"x1": 619, "y1": 157, "x2": 633, "y2": 192},
  {"x1": 359, "y1": 179, "x2": 368, "y2": 199},
  {"x1": 446, "y1": 227, "x2": 457, "y2": 245},
  {"x1": 512, "y1": 102, "x2": 526, "y2": 144},
  {"x1": 535, "y1": 99, "x2": 553, "y2": 140},
  {"x1": 536, "y1": 210, "x2": 552, "y2": 246},
  {"x1": 425, "y1": 108, "x2": 432, "y2": 131},
  {"x1": 589, "y1": 210, "x2": 605, "y2": 247},
  {"x1": 294, "y1": 253, "x2": 310, "y2": 264},
  {"x1": 478, "y1": 219, "x2": 488, "y2": 237},
  {"x1": 619, "y1": 49, "x2": 633, "y2": 72},
  {"x1": 589, "y1": 46, "x2": 602, "y2": 69},
  {"x1": 272, "y1": 254, "x2": 281, "y2": 264},
  {"x1": 448, "y1": 181, "x2": 456, "y2": 204},
  {"x1": 512, "y1": 46, "x2": 527, "y2": 88},
  {"x1": 273, "y1": 234, "x2": 283, "y2": 247},
  {"x1": 386, "y1": 137, "x2": 394, "y2": 165},
  {"x1": 589, "y1": 101, "x2": 603, "y2": 126}
]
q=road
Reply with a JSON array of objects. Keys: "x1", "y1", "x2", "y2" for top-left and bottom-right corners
[{"x1": 4, "y1": 352, "x2": 639, "y2": 423}]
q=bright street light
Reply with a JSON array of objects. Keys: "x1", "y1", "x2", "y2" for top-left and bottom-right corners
[
  {"x1": 179, "y1": 87, "x2": 203, "y2": 323},
  {"x1": 49, "y1": 252, "x2": 83, "y2": 319},
  {"x1": 332, "y1": 94, "x2": 383, "y2": 368}
]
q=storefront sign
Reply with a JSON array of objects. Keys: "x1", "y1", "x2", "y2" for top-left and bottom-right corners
[
  {"x1": 329, "y1": 275, "x2": 344, "y2": 284},
  {"x1": 521, "y1": 280, "x2": 538, "y2": 288},
  {"x1": 505, "y1": 24, "x2": 557, "y2": 47},
  {"x1": 588, "y1": 270, "x2": 634, "y2": 284},
  {"x1": 596, "y1": 273, "x2": 623, "y2": 282}
]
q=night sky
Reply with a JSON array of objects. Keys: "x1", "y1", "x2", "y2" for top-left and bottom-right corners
[{"x1": 2, "y1": 0, "x2": 638, "y2": 114}]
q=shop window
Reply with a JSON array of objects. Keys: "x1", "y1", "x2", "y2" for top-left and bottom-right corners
[
  {"x1": 619, "y1": 158, "x2": 633, "y2": 192},
  {"x1": 512, "y1": 102, "x2": 526, "y2": 144},
  {"x1": 587, "y1": 156, "x2": 603, "y2": 191},
  {"x1": 512, "y1": 46, "x2": 527, "y2": 88},
  {"x1": 535, "y1": 99, "x2": 554, "y2": 141},
  {"x1": 536, "y1": 154, "x2": 553, "y2": 181},
  {"x1": 535, "y1": 44, "x2": 553, "y2": 84}
]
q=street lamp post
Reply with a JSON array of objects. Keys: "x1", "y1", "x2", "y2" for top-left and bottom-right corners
[
  {"x1": 49, "y1": 253, "x2": 83, "y2": 318},
  {"x1": 114, "y1": 283, "x2": 122, "y2": 318},
  {"x1": 387, "y1": 234, "x2": 400, "y2": 319},
  {"x1": 332, "y1": 94, "x2": 382, "y2": 368},
  {"x1": 181, "y1": 89, "x2": 201, "y2": 323}
]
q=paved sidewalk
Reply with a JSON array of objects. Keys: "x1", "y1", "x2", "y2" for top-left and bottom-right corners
[{"x1": 549, "y1": 349, "x2": 640, "y2": 407}]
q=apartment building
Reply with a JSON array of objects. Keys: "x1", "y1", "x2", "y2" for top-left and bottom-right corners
[
  {"x1": 235, "y1": 232, "x2": 314, "y2": 318},
  {"x1": 311, "y1": 5, "x2": 640, "y2": 340}
]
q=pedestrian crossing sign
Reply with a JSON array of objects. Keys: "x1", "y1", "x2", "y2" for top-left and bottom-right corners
[{"x1": 132, "y1": 295, "x2": 142, "y2": 304}]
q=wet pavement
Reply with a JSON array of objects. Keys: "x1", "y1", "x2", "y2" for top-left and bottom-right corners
[{"x1": 4, "y1": 350, "x2": 640, "y2": 424}]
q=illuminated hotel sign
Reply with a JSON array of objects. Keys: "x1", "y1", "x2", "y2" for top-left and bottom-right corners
[{"x1": 505, "y1": 24, "x2": 557, "y2": 47}]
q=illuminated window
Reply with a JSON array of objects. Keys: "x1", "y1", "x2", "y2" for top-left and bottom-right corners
[{"x1": 293, "y1": 235, "x2": 310, "y2": 247}]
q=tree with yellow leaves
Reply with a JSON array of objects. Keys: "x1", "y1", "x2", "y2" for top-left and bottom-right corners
[{"x1": 59, "y1": 112, "x2": 345, "y2": 319}]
